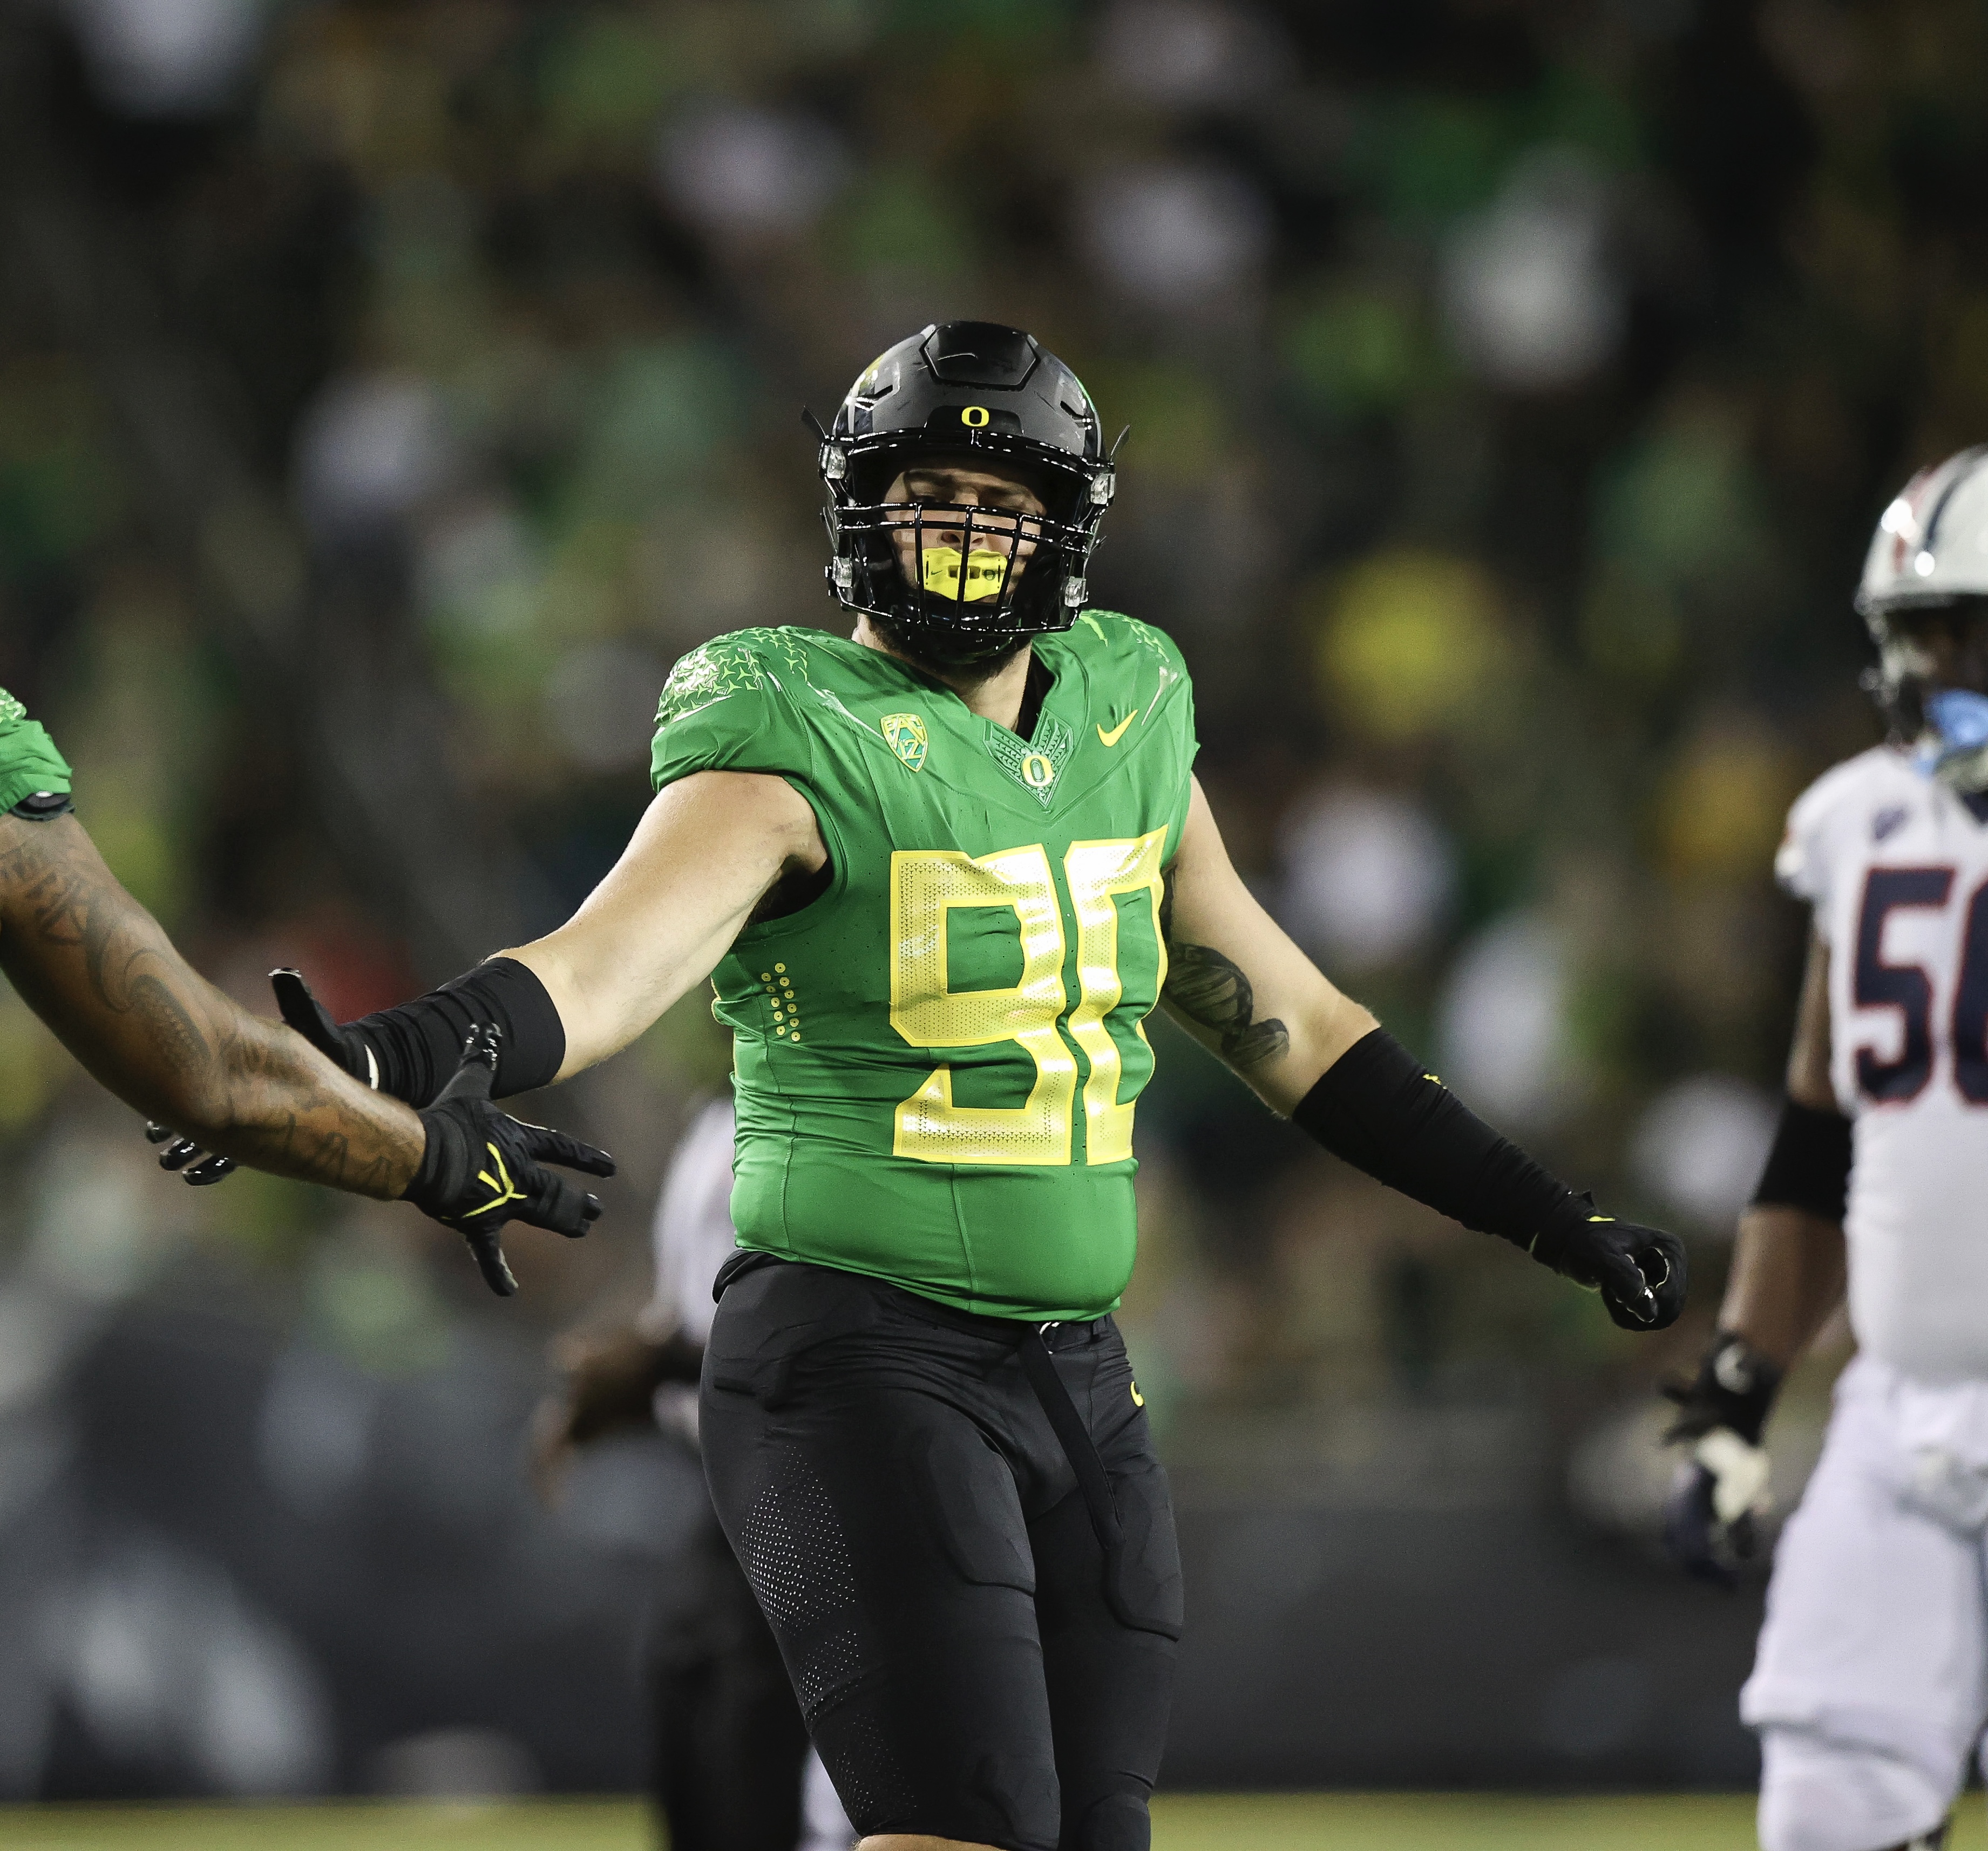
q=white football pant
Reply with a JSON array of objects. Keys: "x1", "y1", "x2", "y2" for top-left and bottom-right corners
[{"x1": 1747, "y1": 1357, "x2": 1988, "y2": 1851}]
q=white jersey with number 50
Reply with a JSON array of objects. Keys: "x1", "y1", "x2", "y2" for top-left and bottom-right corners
[{"x1": 1779, "y1": 744, "x2": 1988, "y2": 1381}]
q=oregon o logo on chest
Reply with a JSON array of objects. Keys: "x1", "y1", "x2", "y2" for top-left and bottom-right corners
[
  {"x1": 1021, "y1": 752, "x2": 1056, "y2": 790},
  {"x1": 961, "y1": 405, "x2": 990, "y2": 427}
]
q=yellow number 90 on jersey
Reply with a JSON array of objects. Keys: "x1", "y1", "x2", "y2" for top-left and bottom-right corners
[{"x1": 888, "y1": 831, "x2": 1168, "y2": 1168}]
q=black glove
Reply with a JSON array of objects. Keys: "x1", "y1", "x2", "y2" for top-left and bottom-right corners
[
  {"x1": 404, "y1": 1024, "x2": 614, "y2": 1296},
  {"x1": 144, "y1": 1121, "x2": 236, "y2": 1184},
  {"x1": 1660, "y1": 1331, "x2": 1781, "y2": 1584},
  {"x1": 270, "y1": 965, "x2": 376, "y2": 1085},
  {"x1": 1531, "y1": 1206, "x2": 1688, "y2": 1331}
]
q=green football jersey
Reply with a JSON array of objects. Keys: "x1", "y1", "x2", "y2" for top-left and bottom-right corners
[
  {"x1": 649, "y1": 613, "x2": 1198, "y2": 1322},
  {"x1": 0, "y1": 690, "x2": 71, "y2": 814}
]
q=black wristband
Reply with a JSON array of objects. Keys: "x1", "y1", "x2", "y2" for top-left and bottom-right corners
[
  {"x1": 1750, "y1": 1094, "x2": 1851, "y2": 1223},
  {"x1": 1291, "y1": 1027, "x2": 1589, "y2": 1260},
  {"x1": 1665, "y1": 1331, "x2": 1783, "y2": 1446},
  {"x1": 352, "y1": 957, "x2": 565, "y2": 1108}
]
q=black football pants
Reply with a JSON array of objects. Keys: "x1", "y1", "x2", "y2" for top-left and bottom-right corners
[
  {"x1": 645, "y1": 1491, "x2": 811, "y2": 1851},
  {"x1": 700, "y1": 1258, "x2": 1183, "y2": 1851}
]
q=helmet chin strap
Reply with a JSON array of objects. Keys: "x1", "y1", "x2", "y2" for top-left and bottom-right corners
[{"x1": 1917, "y1": 687, "x2": 1988, "y2": 791}]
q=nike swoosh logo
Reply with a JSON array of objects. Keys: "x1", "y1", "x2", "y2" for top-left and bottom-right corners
[{"x1": 1097, "y1": 711, "x2": 1138, "y2": 747}]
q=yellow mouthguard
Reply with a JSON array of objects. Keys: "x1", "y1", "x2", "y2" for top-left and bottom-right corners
[{"x1": 921, "y1": 546, "x2": 1010, "y2": 603}]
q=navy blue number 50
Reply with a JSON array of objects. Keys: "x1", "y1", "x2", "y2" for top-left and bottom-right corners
[{"x1": 1850, "y1": 866, "x2": 1988, "y2": 1103}]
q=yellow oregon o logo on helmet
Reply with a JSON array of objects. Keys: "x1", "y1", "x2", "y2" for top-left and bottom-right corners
[
  {"x1": 961, "y1": 405, "x2": 990, "y2": 427},
  {"x1": 1022, "y1": 753, "x2": 1055, "y2": 789}
]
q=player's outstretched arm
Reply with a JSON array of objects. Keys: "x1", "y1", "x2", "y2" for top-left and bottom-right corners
[
  {"x1": 507, "y1": 770, "x2": 824, "y2": 1077},
  {"x1": 1, "y1": 811, "x2": 613, "y2": 1292},
  {"x1": 0, "y1": 811, "x2": 422, "y2": 1195},
  {"x1": 1663, "y1": 929, "x2": 1847, "y2": 1579},
  {"x1": 1162, "y1": 778, "x2": 1686, "y2": 1330},
  {"x1": 253, "y1": 769, "x2": 825, "y2": 1110}
]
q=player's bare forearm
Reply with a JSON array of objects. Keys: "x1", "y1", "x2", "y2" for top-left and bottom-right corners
[
  {"x1": 1786, "y1": 930, "x2": 1835, "y2": 1109},
  {"x1": 504, "y1": 770, "x2": 825, "y2": 1078},
  {"x1": 1159, "y1": 778, "x2": 1378, "y2": 1111},
  {"x1": 0, "y1": 814, "x2": 422, "y2": 1196},
  {"x1": 1717, "y1": 1205, "x2": 1847, "y2": 1370},
  {"x1": 1718, "y1": 933, "x2": 1845, "y2": 1367}
]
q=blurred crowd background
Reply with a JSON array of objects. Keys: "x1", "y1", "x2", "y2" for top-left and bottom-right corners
[{"x1": 0, "y1": 0, "x2": 1970, "y2": 1808}]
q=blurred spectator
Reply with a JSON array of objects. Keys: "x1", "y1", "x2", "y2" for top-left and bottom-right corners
[
  {"x1": 1443, "y1": 148, "x2": 1626, "y2": 393},
  {"x1": 1278, "y1": 784, "x2": 1455, "y2": 969},
  {"x1": 64, "y1": 0, "x2": 267, "y2": 117},
  {"x1": 1631, "y1": 1074, "x2": 1778, "y2": 1233}
]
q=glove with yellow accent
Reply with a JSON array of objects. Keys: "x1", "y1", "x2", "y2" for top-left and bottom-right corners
[
  {"x1": 405, "y1": 1025, "x2": 614, "y2": 1296},
  {"x1": 1529, "y1": 1200, "x2": 1688, "y2": 1331}
]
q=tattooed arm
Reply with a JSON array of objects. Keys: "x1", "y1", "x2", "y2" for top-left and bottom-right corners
[
  {"x1": 1160, "y1": 778, "x2": 1378, "y2": 1113},
  {"x1": 0, "y1": 813, "x2": 423, "y2": 1197}
]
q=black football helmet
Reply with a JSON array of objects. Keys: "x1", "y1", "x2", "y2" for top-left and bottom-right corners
[{"x1": 815, "y1": 321, "x2": 1114, "y2": 668}]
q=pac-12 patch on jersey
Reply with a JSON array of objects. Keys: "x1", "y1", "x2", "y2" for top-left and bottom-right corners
[
  {"x1": 648, "y1": 614, "x2": 1198, "y2": 1323},
  {"x1": 880, "y1": 712, "x2": 928, "y2": 772}
]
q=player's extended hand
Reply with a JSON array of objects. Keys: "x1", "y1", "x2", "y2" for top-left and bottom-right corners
[
  {"x1": 1661, "y1": 1442, "x2": 1770, "y2": 1587},
  {"x1": 144, "y1": 968, "x2": 370, "y2": 1186},
  {"x1": 269, "y1": 966, "x2": 376, "y2": 1086},
  {"x1": 1659, "y1": 1331, "x2": 1781, "y2": 1584},
  {"x1": 144, "y1": 1120, "x2": 237, "y2": 1184},
  {"x1": 527, "y1": 1322, "x2": 703, "y2": 1505},
  {"x1": 1535, "y1": 1211, "x2": 1688, "y2": 1330},
  {"x1": 405, "y1": 1024, "x2": 615, "y2": 1296}
]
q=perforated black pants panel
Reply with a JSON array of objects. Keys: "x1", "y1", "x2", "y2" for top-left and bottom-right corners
[
  {"x1": 700, "y1": 1260, "x2": 1182, "y2": 1851},
  {"x1": 644, "y1": 1505, "x2": 810, "y2": 1851}
]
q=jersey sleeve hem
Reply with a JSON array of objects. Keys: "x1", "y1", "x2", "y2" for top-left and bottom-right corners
[
  {"x1": 0, "y1": 717, "x2": 73, "y2": 815},
  {"x1": 648, "y1": 630, "x2": 822, "y2": 795}
]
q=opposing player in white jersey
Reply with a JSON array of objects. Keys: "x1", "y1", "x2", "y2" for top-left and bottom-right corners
[{"x1": 1663, "y1": 445, "x2": 1988, "y2": 1851}]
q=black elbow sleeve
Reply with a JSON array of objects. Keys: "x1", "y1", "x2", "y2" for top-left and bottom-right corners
[
  {"x1": 1750, "y1": 1095, "x2": 1851, "y2": 1224},
  {"x1": 351, "y1": 956, "x2": 566, "y2": 1106},
  {"x1": 1291, "y1": 1028, "x2": 1585, "y2": 1255}
]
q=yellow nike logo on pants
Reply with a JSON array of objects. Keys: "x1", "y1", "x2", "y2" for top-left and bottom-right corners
[{"x1": 1097, "y1": 711, "x2": 1138, "y2": 747}]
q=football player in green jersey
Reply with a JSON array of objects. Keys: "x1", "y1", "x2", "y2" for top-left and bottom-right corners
[
  {"x1": 0, "y1": 690, "x2": 610, "y2": 1288},
  {"x1": 252, "y1": 323, "x2": 1686, "y2": 1851}
]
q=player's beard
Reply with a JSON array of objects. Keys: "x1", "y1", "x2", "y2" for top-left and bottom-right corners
[{"x1": 871, "y1": 606, "x2": 1032, "y2": 683}]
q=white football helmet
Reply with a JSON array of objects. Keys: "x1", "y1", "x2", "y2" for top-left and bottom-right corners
[{"x1": 1858, "y1": 445, "x2": 1988, "y2": 790}]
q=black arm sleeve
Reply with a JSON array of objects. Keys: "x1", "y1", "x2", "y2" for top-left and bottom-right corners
[
  {"x1": 1290, "y1": 1027, "x2": 1591, "y2": 1265},
  {"x1": 1749, "y1": 1095, "x2": 1851, "y2": 1223},
  {"x1": 351, "y1": 957, "x2": 566, "y2": 1108}
]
